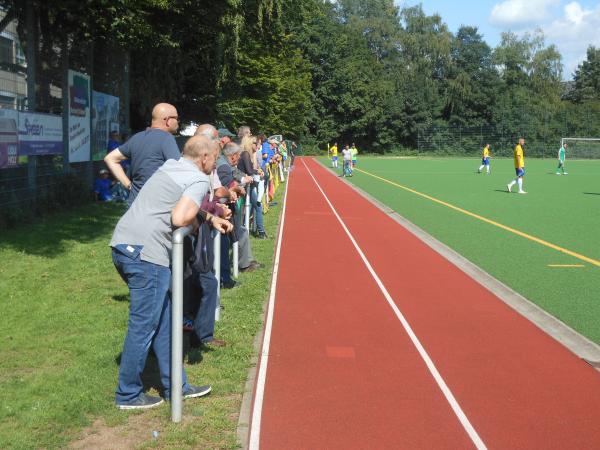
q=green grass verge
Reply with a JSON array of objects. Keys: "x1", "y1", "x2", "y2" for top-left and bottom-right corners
[
  {"x1": 0, "y1": 189, "x2": 283, "y2": 449},
  {"x1": 320, "y1": 156, "x2": 600, "y2": 345}
]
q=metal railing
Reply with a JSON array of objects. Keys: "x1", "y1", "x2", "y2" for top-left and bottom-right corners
[{"x1": 171, "y1": 224, "x2": 223, "y2": 422}]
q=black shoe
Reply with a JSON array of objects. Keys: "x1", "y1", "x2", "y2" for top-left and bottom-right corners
[
  {"x1": 240, "y1": 261, "x2": 262, "y2": 272},
  {"x1": 221, "y1": 279, "x2": 239, "y2": 289},
  {"x1": 116, "y1": 393, "x2": 164, "y2": 410},
  {"x1": 255, "y1": 232, "x2": 268, "y2": 239}
]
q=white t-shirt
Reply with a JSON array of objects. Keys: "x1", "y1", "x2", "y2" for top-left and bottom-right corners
[{"x1": 342, "y1": 149, "x2": 352, "y2": 161}]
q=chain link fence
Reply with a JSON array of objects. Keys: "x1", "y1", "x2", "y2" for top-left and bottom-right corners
[
  {"x1": 418, "y1": 110, "x2": 600, "y2": 159},
  {"x1": 0, "y1": 7, "x2": 129, "y2": 228}
]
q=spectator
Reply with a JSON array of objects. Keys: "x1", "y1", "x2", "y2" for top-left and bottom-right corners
[
  {"x1": 107, "y1": 131, "x2": 121, "y2": 152},
  {"x1": 240, "y1": 135, "x2": 267, "y2": 238},
  {"x1": 237, "y1": 125, "x2": 251, "y2": 142},
  {"x1": 219, "y1": 128, "x2": 236, "y2": 148},
  {"x1": 94, "y1": 169, "x2": 114, "y2": 202},
  {"x1": 104, "y1": 102, "x2": 181, "y2": 206},
  {"x1": 217, "y1": 142, "x2": 261, "y2": 287},
  {"x1": 110, "y1": 135, "x2": 230, "y2": 410}
]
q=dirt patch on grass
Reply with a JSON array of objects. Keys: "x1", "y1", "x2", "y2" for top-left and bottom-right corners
[{"x1": 69, "y1": 414, "x2": 161, "y2": 450}]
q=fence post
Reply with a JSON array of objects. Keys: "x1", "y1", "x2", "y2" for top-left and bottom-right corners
[
  {"x1": 25, "y1": 2, "x2": 37, "y2": 191},
  {"x1": 171, "y1": 225, "x2": 193, "y2": 423},
  {"x1": 61, "y1": 36, "x2": 69, "y2": 173}
]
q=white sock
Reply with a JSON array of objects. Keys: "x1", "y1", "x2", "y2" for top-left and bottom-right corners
[
  {"x1": 508, "y1": 180, "x2": 516, "y2": 188},
  {"x1": 478, "y1": 165, "x2": 484, "y2": 171},
  {"x1": 517, "y1": 178, "x2": 523, "y2": 191},
  {"x1": 486, "y1": 166, "x2": 490, "y2": 174}
]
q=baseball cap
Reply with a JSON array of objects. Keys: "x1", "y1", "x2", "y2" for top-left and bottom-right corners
[{"x1": 218, "y1": 128, "x2": 235, "y2": 138}]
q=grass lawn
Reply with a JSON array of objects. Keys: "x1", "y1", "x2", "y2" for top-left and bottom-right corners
[
  {"x1": 321, "y1": 156, "x2": 600, "y2": 345},
  {"x1": 0, "y1": 189, "x2": 283, "y2": 449}
]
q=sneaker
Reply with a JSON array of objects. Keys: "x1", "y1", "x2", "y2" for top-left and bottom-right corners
[
  {"x1": 255, "y1": 231, "x2": 268, "y2": 239},
  {"x1": 564, "y1": 172, "x2": 568, "y2": 175},
  {"x1": 556, "y1": 172, "x2": 561, "y2": 175},
  {"x1": 116, "y1": 393, "x2": 164, "y2": 410},
  {"x1": 507, "y1": 184, "x2": 512, "y2": 193},
  {"x1": 518, "y1": 190, "x2": 527, "y2": 194},
  {"x1": 183, "y1": 384, "x2": 212, "y2": 399}
]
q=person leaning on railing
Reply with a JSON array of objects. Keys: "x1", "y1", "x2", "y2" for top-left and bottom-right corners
[
  {"x1": 109, "y1": 135, "x2": 231, "y2": 410},
  {"x1": 239, "y1": 135, "x2": 267, "y2": 238}
]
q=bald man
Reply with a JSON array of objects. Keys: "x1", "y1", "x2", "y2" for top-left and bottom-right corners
[{"x1": 104, "y1": 103, "x2": 182, "y2": 205}]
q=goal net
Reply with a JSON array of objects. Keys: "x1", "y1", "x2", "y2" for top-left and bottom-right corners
[{"x1": 561, "y1": 138, "x2": 600, "y2": 159}]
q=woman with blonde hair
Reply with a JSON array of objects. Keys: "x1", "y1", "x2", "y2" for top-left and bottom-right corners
[{"x1": 238, "y1": 135, "x2": 267, "y2": 238}]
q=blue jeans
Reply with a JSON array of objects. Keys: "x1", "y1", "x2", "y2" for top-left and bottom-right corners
[
  {"x1": 250, "y1": 185, "x2": 265, "y2": 233},
  {"x1": 112, "y1": 247, "x2": 189, "y2": 403},
  {"x1": 220, "y1": 232, "x2": 233, "y2": 284},
  {"x1": 193, "y1": 271, "x2": 218, "y2": 343}
]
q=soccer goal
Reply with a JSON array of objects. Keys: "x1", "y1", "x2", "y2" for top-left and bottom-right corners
[{"x1": 560, "y1": 138, "x2": 600, "y2": 159}]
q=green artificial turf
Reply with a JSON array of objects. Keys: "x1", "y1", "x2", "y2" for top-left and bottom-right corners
[{"x1": 321, "y1": 156, "x2": 600, "y2": 345}]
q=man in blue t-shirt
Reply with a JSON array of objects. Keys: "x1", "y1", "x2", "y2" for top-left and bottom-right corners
[{"x1": 104, "y1": 103, "x2": 182, "y2": 205}]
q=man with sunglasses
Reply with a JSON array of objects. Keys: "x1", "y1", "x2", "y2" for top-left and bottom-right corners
[{"x1": 104, "y1": 102, "x2": 182, "y2": 205}]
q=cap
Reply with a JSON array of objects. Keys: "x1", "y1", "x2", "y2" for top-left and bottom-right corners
[{"x1": 218, "y1": 128, "x2": 235, "y2": 138}]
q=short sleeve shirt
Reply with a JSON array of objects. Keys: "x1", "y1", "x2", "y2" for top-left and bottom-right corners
[
  {"x1": 110, "y1": 158, "x2": 210, "y2": 267},
  {"x1": 514, "y1": 144, "x2": 524, "y2": 169},
  {"x1": 118, "y1": 128, "x2": 181, "y2": 204}
]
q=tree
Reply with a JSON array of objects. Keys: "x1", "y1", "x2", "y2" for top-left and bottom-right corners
[{"x1": 572, "y1": 46, "x2": 600, "y2": 102}]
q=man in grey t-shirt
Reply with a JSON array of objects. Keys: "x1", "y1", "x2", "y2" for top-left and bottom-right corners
[
  {"x1": 110, "y1": 135, "x2": 231, "y2": 410},
  {"x1": 104, "y1": 103, "x2": 182, "y2": 205}
]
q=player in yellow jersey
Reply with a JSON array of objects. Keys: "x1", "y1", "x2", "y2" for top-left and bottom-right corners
[
  {"x1": 507, "y1": 137, "x2": 527, "y2": 194},
  {"x1": 477, "y1": 143, "x2": 491, "y2": 174},
  {"x1": 329, "y1": 142, "x2": 339, "y2": 168}
]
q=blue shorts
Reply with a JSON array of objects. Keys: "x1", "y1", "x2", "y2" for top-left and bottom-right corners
[
  {"x1": 515, "y1": 168, "x2": 525, "y2": 177},
  {"x1": 482, "y1": 157, "x2": 490, "y2": 166},
  {"x1": 332, "y1": 156, "x2": 338, "y2": 161}
]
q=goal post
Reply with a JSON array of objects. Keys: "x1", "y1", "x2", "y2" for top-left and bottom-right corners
[{"x1": 560, "y1": 138, "x2": 600, "y2": 159}]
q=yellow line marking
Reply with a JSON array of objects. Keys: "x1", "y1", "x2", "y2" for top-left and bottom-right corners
[
  {"x1": 355, "y1": 167, "x2": 600, "y2": 268},
  {"x1": 547, "y1": 264, "x2": 585, "y2": 268}
]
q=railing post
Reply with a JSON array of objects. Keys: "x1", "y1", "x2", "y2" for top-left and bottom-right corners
[
  {"x1": 171, "y1": 225, "x2": 192, "y2": 423},
  {"x1": 233, "y1": 241, "x2": 239, "y2": 278},
  {"x1": 213, "y1": 231, "x2": 221, "y2": 321},
  {"x1": 244, "y1": 191, "x2": 251, "y2": 233}
]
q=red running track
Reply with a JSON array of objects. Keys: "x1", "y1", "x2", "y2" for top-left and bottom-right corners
[{"x1": 249, "y1": 157, "x2": 600, "y2": 449}]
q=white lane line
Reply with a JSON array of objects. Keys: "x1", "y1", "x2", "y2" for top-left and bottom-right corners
[
  {"x1": 302, "y1": 159, "x2": 487, "y2": 450},
  {"x1": 248, "y1": 167, "x2": 292, "y2": 450}
]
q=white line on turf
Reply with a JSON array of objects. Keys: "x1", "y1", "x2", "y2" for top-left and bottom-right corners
[
  {"x1": 248, "y1": 167, "x2": 291, "y2": 450},
  {"x1": 302, "y1": 158, "x2": 488, "y2": 450}
]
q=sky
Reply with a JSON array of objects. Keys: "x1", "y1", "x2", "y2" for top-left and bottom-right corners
[{"x1": 397, "y1": 0, "x2": 600, "y2": 80}]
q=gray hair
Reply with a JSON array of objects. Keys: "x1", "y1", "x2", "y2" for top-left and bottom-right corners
[
  {"x1": 237, "y1": 125, "x2": 251, "y2": 139},
  {"x1": 223, "y1": 142, "x2": 241, "y2": 156},
  {"x1": 195, "y1": 124, "x2": 218, "y2": 140}
]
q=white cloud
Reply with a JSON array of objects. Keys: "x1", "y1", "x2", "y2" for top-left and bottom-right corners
[
  {"x1": 490, "y1": 0, "x2": 560, "y2": 27},
  {"x1": 541, "y1": 2, "x2": 600, "y2": 77}
]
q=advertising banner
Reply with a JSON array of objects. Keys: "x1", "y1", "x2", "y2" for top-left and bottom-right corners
[
  {"x1": 68, "y1": 69, "x2": 91, "y2": 162},
  {"x1": 18, "y1": 112, "x2": 62, "y2": 156},
  {"x1": 0, "y1": 109, "x2": 18, "y2": 169},
  {"x1": 91, "y1": 91, "x2": 119, "y2": 161}
]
